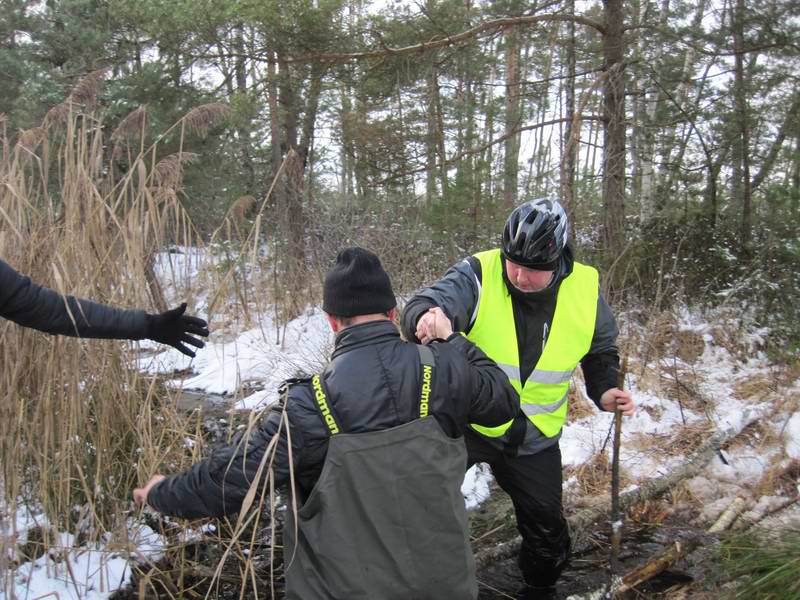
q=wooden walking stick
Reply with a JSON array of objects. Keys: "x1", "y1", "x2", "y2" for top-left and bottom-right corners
[{"x1": 610, "y1": 356, "x2": 628, "y2": 577}]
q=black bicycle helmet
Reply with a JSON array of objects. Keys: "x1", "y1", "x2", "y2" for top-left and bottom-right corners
[{"x1": 501, "y1": 197, "x2": 568, "y2": 268}]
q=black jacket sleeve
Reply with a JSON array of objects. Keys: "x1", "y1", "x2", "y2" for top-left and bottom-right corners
[
  {"x1": 401, "y1": 258, "x2": 480, "y2": 342},
  {"x1": 0, "y1": 259, "x2": 148, "y2": 339},
  {"x1": 580, "y1": 292, "x2": 621, "y2": 407},
  {"x1": 437, "y1": 334, "x2": 519, "y2": 429},
  {"x1": 147, "y1": 393, "x2": 309, "y2": 519}
]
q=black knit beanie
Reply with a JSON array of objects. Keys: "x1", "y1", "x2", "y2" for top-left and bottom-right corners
[{"x1": 323, "y1": 247, "x2": 397, "y2": 317}]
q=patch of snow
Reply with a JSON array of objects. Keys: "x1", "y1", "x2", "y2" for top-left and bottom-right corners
[
  {"x1": 708, "y1": 451, "x2": 769, "y2": 487},
  {"x1": 139, "y1": 306, "x2": 332, "y2": 400},
  {"x1": 784, "y1": 412, "x2": 800, "y2": 459},
  {"x1": 462, "y1": 464, "x2": 493, "y2": 510},
  {"x1": 10, "y1": 524, "x2": 165, "y2": 600}
]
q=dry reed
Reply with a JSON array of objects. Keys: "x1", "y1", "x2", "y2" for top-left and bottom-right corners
[
  {"x1": 180, "y1": 103, "x2": 232, "y2": 139},
  {"x1": 0, "y1": 89, "x2": 288, "y2": 597},
  {"x1": 0, "y1": 78, "x2": 346, "y2": 599}
]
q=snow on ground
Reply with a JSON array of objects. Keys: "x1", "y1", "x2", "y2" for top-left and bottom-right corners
[
  {"x1": 2, "y1": 500, "x2": 166, "y2": 599},
  {"x1": 786, "y1": 412, "x2": 800, "y2": 459},
  {"x1": 560, "y1": 308, "x2": 799, "y2": 528},
  {"x1": 9, "y1": 525, "x2": 164, "y2": 600},
  {"x1": 463, "y1": 464, "x2": 494, "y2": 510},
  {"x1": 139, "y1": 306, "x2": 332, "y2": 404}
]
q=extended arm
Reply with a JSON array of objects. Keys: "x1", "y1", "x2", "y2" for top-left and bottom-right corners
[
  {"x1": 0, "y1": 259, "x2": 148, "y2": 338},
  {"x1": 144, "y1": 403, "x2": 303, "y2": 519},
  {"x1": 422, "y1": 306, "x2": 518, "y2": 429},
  {"x1": 0, "y1": 259, "x2": 207, "y2": 356},
  {"x1": 401, "y1": 258, "x2": 481, "y2": 343}
]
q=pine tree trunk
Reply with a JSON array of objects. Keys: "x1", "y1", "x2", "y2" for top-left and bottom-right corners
[
  {"x1": 503, "y1": 25, "x2": 522, "y2": 208},
  {"x1": 534, "y1": 34, "x2": 555, "y2": 197},
  {"x1": 433, "y1": 65, "x2": 448, "y2": 203},
  {"x1": 266, "y1": 53, "x2": 283, "y2": 201},
  {"x1": 657, "y1": 0, "x2": 707, "y2": 202},
  {"x1": 233, "y1": 24, "x2": 255, "y2": 193},
  {"x1": 425, "y1": 64, "x2": 439, "y2": 205},
  {"x1": 339, "y1": 80, "x2": 354, "y2": 197},
  {"x1": 639, "y1": 0, "x2": 670, "y2": 220},
  {"x1": 481, "y1": 56, "x2": 497, "y2": 201},
  {"x1": 602, "y1": 0, "x2": 627, "y2": 260},
  {"x1": 732, "y1": 0, "x2": 753, "y2": 256},
  {"x1": 792, "y1": 135, "x2": 800, "y2": 217},
  {"x1": 751, "y1": 90, "x2": 800, "y2": 192},
  {"x1": 561, "y1": 0, "x2": 577, "y2": 216}
]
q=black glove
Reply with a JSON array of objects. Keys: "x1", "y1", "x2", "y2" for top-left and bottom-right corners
[{"x1": 146, "y1": 303, "x2": 209, "y2": 358}]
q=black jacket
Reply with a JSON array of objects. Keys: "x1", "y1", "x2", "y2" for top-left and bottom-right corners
[
  {"x1": 0, "y1": 259, "x2": 148, "y2": 339},
  {"x1": 400, "y1": 247, "x2": 620, "y2": 454},
  {"x1": 148, "y1": 319, "x2": 519, "y2": 519}
]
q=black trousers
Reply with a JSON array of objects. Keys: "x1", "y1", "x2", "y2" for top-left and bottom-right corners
[{"x1": 465, "y1": 429, "x2": 570, "y2": 588}]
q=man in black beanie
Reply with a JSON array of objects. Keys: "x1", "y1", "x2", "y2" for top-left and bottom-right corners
[{"x1": 135, "y1": 247, "x2": 519, "y2": 600}]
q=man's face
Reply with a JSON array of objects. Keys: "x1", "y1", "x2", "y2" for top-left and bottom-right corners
[{"x1": 505, "y1": 260, "x2": 554, "y2": 293}]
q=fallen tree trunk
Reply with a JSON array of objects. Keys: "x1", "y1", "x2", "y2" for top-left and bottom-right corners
[
  {"x1": 736, "y1": 495, "x2": 800, "y2": 532},
  {"x1": 708, "y1": 496, "x2": 748, "y2": 533},
  {"x1": 474, "y1": 406, "x2": 768, "y2": 571},
  {"x1": 615, "y1": 537, "x2": 701, "y2": 594}
]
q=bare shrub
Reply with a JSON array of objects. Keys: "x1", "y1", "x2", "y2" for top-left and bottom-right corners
[
  {"x1": 229, "y1": 195, "x2": 257, "y2": 223},
  {"x1": 670, "y1": 421, "x2": 717, "y2": 456},
  {"x1": 66, "y1": 68, "x2": 107, "y2": 108},
  {"x1": 732, "y1": 374, "x2": 777, "y2": 401},
  {"x1": 305, "y1": 194, "x2": 461, "y2": 301},
  {"x1": 570, "y1": 451, "x2": 631, "y2": 502}
]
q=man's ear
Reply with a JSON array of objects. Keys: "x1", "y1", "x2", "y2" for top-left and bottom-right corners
[
  {"x1": 325, "y1": 313, "x2": 340, "y2": 333},
  {"x1": 388, "y1": 307, "x2": 398, "y2": 322}
]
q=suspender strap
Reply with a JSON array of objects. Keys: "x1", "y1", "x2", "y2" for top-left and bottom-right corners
[
  {"x1": 416, "y1": 345, "x2": 436, "y2": 418},
  {"x1": 311, "y1": 374, "x2": 340, "y2": 436},
  {"x1": 313, "y1": 345, "x2": 435, "y2": 433}
]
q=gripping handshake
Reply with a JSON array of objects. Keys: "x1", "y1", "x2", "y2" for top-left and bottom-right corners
[{"x1": 414, "y1": 307, "x2": 454, "y2": 344}]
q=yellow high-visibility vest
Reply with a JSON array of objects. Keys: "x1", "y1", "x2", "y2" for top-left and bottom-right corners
[{"x1": 467, "y1": 249, "x2": 598, "y2": 438}]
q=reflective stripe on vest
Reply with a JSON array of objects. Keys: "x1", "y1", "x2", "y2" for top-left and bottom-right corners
[{"x1": 466, "y1": 249, "x2": 598, "y2": 438}]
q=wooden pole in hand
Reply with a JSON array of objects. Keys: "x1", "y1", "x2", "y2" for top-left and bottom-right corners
[{"x1": 610, "y1": 356, "x2": 628, "y2": 576}]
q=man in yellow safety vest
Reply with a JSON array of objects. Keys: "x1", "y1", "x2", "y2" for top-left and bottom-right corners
[{"x1": 401, "y1": 198, "x2": 635, "y2": 599}]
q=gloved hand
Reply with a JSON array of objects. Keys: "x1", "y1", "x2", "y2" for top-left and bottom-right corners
[{"x1": 146, "y1": 303, "x2": 209, "y2": 357}]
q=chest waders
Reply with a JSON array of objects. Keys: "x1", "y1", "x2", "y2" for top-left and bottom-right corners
[
  {"x1": 283, "y1": 345, "x2": 477, "y2": 600},
  {"x1": 467, "y1": 249, "x2": 598, "y2": 439}
]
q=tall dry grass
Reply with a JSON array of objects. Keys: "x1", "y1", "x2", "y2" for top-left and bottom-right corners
[
  {"x1": 0, "y1": 76, "x2": 230, "y2": 592},
  {"x1": 0, "y1": 74, "x2": 316, "y2": 598}
]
